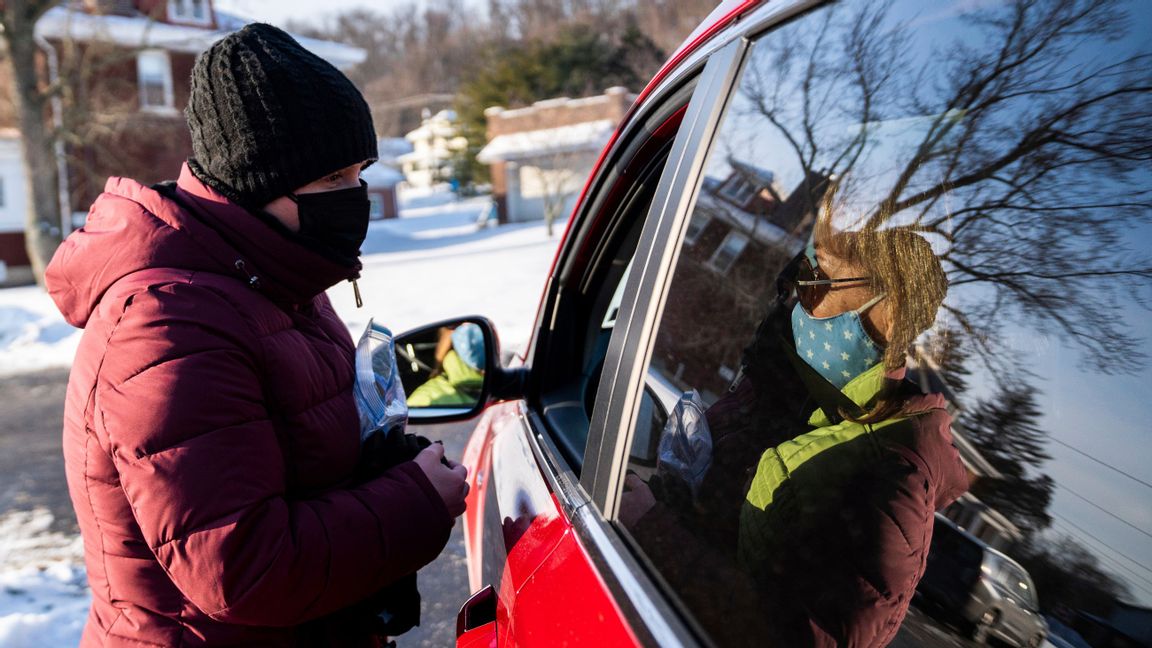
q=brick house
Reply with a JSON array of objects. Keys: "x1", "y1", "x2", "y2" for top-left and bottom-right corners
[
  {"x1": 478, "y1": 87, "x2": 636, "y2": 224},
  {"x1": 0, "y1": 0, "x2": 367, "y2": 285}
]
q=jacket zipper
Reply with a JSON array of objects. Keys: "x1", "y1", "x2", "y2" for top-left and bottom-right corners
[{"x1": 234, "y1": 259, "x2": 262, "y2": 290}]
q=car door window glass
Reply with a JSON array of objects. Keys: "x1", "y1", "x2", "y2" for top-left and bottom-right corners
[{"x1": 614, "y1": 1, "x2": 1152, "y2": 645}]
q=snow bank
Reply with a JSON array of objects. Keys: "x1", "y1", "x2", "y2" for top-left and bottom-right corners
[
  {"x1": 0, "y1": 287, "x2": 81, "y2": 378},
  {"x1": 0, "y1": 509, "x2": 88, "y2": 648},
  {"x1": 0, "y1": 191, "x2": 559, "y2": 377}
]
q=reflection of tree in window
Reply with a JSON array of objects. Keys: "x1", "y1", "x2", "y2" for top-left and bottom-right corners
[
  {"x1": 632, "y1": 0, "x2": 1150, "y2": 641},
  {"x1": 738, "y1": 0, "x2": 1151, "y2": 376}
]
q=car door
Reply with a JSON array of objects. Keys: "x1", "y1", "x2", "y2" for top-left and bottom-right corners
[
  {"x1": 461, "y1": 0, "x2": 1152, "y2": 645},
  {"x1": 567, "y1": 0, "x2": 1152, "y2": 645},
  {"x1": 455, "y1": 32, "x2": 748, "y2": 645}
]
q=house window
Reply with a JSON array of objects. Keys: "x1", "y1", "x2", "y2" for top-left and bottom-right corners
[
  {"x1": 684, "y1": 213, "x2": 710, "y2": 245},
  {"x1": 368, "y1": 194, "x2": 384, "y2": 219},
  {"x1": 708, "y1": 231, "x2": 748, "y2": 274},
  {"x1": 721, "y1": 177, "x2": 755, "y2": 206},
  {"x1": 137, "y1": 50, "x2": 174, "y2": 112},
  {"x1": 168, "y1": 0, "x2": 211, "y2": 25}
]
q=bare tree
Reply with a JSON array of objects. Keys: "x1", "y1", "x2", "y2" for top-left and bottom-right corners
[
  {"x1": 736, "y1": 0, "x2": 1152, "y2": 377},
  {"x1": 1, "y1": 0, "x2": 64, "y2": 285},
  {"x1": 529, "y1": 150, "x2": 584, "y2": 237}
]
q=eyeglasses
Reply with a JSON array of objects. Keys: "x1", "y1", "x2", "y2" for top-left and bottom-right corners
[{"x1": 787, "y1": 255, "x2": 871, "y2": 310}]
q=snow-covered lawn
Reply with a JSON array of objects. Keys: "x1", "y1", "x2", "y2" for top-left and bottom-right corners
[
  {"x1": 0, "y1": 193, "x2": 564, "y2": 646},
  {"x1": 0, "y1": 194, "x2": 561, "y2": 375}
]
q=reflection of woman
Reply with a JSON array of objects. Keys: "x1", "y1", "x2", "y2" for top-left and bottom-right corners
[
  {"x1": 408, "y1": 323, "x2": 485, "y2": 407},
  {"x1": 624, "y1": 228, "x2": 969, "y2": 647}
]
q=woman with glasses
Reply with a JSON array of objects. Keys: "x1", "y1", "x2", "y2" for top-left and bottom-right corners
[{"x1": 622, "y1": 225, "x2": 969, "y2": 647}]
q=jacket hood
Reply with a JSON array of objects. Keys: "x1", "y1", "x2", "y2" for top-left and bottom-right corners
[{"x1": 47, "y1": 163, "x2": 359, "y2": 328}]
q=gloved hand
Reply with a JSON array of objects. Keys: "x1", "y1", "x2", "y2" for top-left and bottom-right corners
[{"x1": 355, "y1": 427, "x2": 449, "y2": 482}]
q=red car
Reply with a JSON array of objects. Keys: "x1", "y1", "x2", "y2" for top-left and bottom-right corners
[{"x1": 395, "y1": 0, "x2": 1152, "y2": 645}]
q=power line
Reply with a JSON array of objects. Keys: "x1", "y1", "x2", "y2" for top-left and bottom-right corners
[
  {"x1": 1057, "y1": 483, "x2": 1152, "y2": 541},
  {"x1": 1051, "y1": 520, "x2": 1152, "y2": 598},
  {"x1": 1049, "y1": 437, "x2": 1152, "y2": 491},
  {"x1": 1052, "y1": 513, "x2": 1152, "y2": 580}
]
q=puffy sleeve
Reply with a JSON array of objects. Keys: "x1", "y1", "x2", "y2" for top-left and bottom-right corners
[
  {"x1": 96, "y1": 280, "x2": 453, "y2": 626},
  {"x1": 834, "y1": 409, "x2": 969, "y2": 647}
]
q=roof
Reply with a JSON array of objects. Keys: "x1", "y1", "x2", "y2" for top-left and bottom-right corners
[
  {"x1": 361, "y1": 163, "x2": 404, "y2": 188},
  {"x1": 34, "y1": 7, "x2": 366, "y2": 69},
  {"x1": 404, "y1": 110, "x2": 460, "y2": 143},
  {"x1": 485, "y1": 88, "x2": 635, "y2": 120},
  {"x1": 693, "y1": 182, "x2": 806, "y2": 251},
  {"x1": 730, "y1": 158, "x2": 776, "y2": 187},
  {"x1": 377, "y1": 137, "x2": 414, "y2": 161},
  {"x1": 477, "y1": 119, "x2": 616, "y2": 164}
]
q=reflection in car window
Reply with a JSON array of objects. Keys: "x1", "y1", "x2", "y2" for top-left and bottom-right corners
[{"x1": 615, "y1": 0, "x2": 1151, "y2": 646}]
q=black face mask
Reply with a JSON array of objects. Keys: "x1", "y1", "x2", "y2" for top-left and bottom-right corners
[{"x1": 288, "y1": 180, "x2": 371, "y2": 265}]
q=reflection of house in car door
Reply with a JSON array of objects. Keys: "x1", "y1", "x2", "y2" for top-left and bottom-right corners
[
  {"x1": 0, "y1": 0, "x2": 366, "y2": 286},
  {"x1": 478, "y1": 87, "x2": 636, "y2": 224},
  {"x1": 652, "y1": 162, "x2": 831, "y2": 400}
]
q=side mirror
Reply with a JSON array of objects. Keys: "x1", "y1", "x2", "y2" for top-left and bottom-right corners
[{"x1": 394, "y1": 316, "x2": 524, "y2": 424}]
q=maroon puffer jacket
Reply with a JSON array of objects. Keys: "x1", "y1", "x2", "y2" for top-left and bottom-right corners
[{"x1": 46, "y1": 164, "x2": 453, "y2": 647}]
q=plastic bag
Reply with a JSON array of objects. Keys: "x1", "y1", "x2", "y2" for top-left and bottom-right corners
[
  {"x1": 354, "y1": 319, "x2": 408, "y2": 441},
  {"x1": 656, "y1": 390, "x2": 713, "y2": 499}
]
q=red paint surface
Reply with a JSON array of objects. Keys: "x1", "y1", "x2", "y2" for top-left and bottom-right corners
[
  {"x1": 508, "y1": 528, "x2": 640, "y2": 646},
  {"x1": 457, "y1": 622, "x2": 498, "y2": 648}
]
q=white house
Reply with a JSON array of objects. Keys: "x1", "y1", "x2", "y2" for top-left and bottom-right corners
[
  {"x1": 397, "y1": 109, "x2": 467, "y2": 190},
  {"x1": 477, "y1": 88, "x2": 635, "y2": 224}
]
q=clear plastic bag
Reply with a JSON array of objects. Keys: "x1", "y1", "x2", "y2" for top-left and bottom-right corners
[
  {"x1": 354, "y1": 319, "x2": 408, "y2": 441},
  {"x1": 656, "y1": 390, "x2": 713, "y2": 499}
]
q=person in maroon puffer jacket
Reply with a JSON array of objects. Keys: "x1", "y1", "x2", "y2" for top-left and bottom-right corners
[{"x1": 45, "y1": 24, "x2": 468, "y2": 647}]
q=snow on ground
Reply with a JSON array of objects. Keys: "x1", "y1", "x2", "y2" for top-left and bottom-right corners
[
  {"x1": 0, "y1": 191, "x2": 564, "y2": 645},
  {"x1": 0, "y1": 509, "x2": 88, "y2": 648},
  {"x1": 0, "y1": 286, "x2": 81, "y2": 378},
  {"x1": 0, "y1": 192, "x2": 562, "y2": 375}
]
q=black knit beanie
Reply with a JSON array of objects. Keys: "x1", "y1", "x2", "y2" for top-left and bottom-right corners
[{"x1": 185, "y1": 23, "x2": 377, "y2": 210}]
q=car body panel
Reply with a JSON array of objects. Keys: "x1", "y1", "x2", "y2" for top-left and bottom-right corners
[
  {"x1": 460, "y1": 399, "x2": 637, "y2": 645},
  {"x1": 452, "y1": 0, "x2": 1150, "y2": 643}
]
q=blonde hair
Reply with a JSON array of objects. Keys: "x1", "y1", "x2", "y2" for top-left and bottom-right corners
[
  {"x1": 822, "y1": 228, "x2": 948, "y2": 370},
  {"x1": 812, "y1": 215, "x2": 948, "y2": 422}
]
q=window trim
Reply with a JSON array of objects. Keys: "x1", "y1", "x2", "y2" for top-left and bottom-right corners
[
  {"x1": 582, "y1": 36, "x2": 748, "y2": 520},
  {"x1": 136, "y1": 49, "x2": 176, "y2": 114},
  {"x1": 167, "y1": 0, "x2": 212, "y2": 27},
  {"x1": 582, "y1": 0, "x2": 835, "y2": 514},
  {"x1": 706, "y1": 229, "x2": 749, "y2": 273}
]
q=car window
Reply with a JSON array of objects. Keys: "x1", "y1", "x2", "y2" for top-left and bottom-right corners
[
  {"x1": 614, "y1": 0, "x2": 1151, "y2": 645},
  {"x1": 533, "y1": 80, "x2": 696, "y2": 473}
]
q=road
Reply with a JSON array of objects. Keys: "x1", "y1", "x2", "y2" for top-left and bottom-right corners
[
  {"x1": 893, "y1": 604, "x2": 983, "y2": 648},
  {"x1": 0, "y1": 368, "x2": 471, "y2": 647}
]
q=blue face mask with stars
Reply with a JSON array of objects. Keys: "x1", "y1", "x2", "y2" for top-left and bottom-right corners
[{"x1": 791, "y1": 295, "x2": 886, "y2": 390}]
